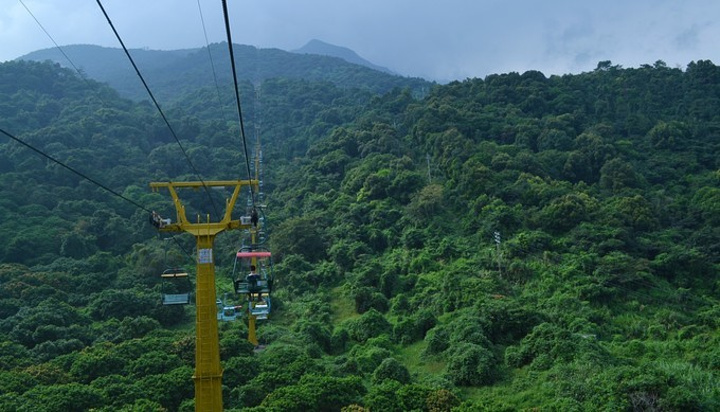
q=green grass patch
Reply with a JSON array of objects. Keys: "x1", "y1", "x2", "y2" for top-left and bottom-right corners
[
  {"x1": 396, "y1": 340, "x2": 446, "y2": 376},
  {"x1": 459, "y1": 368, "x2": 556, "y2": 410},
  {"x1": 330, "y1": 286, "x2": 359, "y2": 323}
]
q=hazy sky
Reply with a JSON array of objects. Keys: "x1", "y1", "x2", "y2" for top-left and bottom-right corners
[{"x1": 2, "y1": 0, "x2": 719, "y2": 82}]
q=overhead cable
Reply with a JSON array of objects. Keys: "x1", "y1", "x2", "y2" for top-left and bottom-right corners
[
  {"x1": 196, "y1": 0, "x2": 229, "y2": 121},
  {"x1": 1, "y1": 126, "x2": 197, "y2": 261},
  {"x1": 95, "y1": 0, "x2": 222, "y2": 219},
  {"x1": 220, "y1": 0, "x2": 256, "y2": 210},
  {"x1": 0, "y1": 127, "x2": 150, "y2": 212},
  {"x1": 19, "y1": 0, "x2": 85, "y2": 77}
]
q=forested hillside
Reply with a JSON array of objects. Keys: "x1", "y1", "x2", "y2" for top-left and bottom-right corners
[
  {"x1": 0, "y1": 58, "x2": 718, "y2": 411},
  {"x1": 20, "y1": 43, "x2": 430, "y2": 101}
]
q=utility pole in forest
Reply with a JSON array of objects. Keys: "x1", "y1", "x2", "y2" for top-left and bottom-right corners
[
  {"x1": 426, "y1": 153, "x2": 432, "y2": 183},
  {"x1": 494, "y1": 231, "x2": 502, "y2": 277}
]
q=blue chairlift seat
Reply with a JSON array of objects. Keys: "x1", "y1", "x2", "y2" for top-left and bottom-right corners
[
  {"x1": 250, "y1": 297, "x2": 271, "y2": 320},
  {"x1": 163, "y1": 293, "x2": 191, "y2": 305},
  {"x1": 217, "y1": 304, "x2": 243, "y2": 321}
]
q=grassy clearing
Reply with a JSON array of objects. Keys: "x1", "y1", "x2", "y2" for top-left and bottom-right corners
[
  {"x1": 396, "y1": 340, "x2": 446, "y2": 376},
  {"x1": 459, "y1": 368, "x2": 555, "y2": 410},
  {"x1": 330, "y1": 286, "x2": 360, "y2": 323}
]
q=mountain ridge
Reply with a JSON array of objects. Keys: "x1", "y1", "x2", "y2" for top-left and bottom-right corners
[
  {"x1": 18, "y1": 42, "x2": 429, "y2": 101},
  {"x1": 291, "y1": 39, "x2": 394, "y2": 75}
]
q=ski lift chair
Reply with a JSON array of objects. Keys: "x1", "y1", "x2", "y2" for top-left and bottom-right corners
[
  {"x1": 233, "y1": 250, "x2": 273, "y2": 297},
  {"x1": 250, "y1": 297, "x2": 271, "y2": 320},
  {"x1": 232, "y1": 250, "x2": 273, "y2": 318},
  {"x1": 160, "y1": 268, "x2": 192, "y2": 305}
]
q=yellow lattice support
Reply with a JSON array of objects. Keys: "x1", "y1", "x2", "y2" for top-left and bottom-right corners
[
  {"x1": 248, "y1": 311, "x2": 258, "y2": 346},
  {"x1": 150, "y1": 180, "x2": 258, "y2": 412}
]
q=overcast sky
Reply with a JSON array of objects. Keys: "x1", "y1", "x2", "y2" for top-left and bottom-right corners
[{"x1": 2, "y1": 0, "x2": 719, "y2": 82}]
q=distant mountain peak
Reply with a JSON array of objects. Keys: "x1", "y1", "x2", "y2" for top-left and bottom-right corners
[
  {"x1": 17, "y1": 43, "x2": 429, "y2": 101},
  {"x1": 292, "y1": 39, "x2": 394, "y2": 74}
]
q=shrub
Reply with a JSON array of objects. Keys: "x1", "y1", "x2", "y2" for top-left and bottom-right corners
[
  {"x1": 504, "y1": 322, "x2": 577, "y2": 367},
  {"x1": 371, "y1": 358, "x2": 411, "y2": 384},
  {"x1": 352, "y1": 286, "x2": 389, "y2": 314},
  {"x1": 423, "y1": 326, "x2": 450, "y2": 357},
  {"x1": 392, "y1": 309, "x2": 436, "y2": 345},
  {"x1": 364, "y1": 379, "x2": 404, "y2": 412},
  {"x1": 346, "y1": 309, "x2": 391, "y2": 343},
  {"x1": 426, "y1": 388, "x2": 462, "y2": 412},
  {"x1": 350, "y1": 345, "x2": 393, "y2": 375},
  {"x1": 445, "y1": 342, "x2": 498, "y2": 386}
]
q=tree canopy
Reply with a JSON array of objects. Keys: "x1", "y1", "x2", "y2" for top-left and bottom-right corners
[{"x1": 0, "y1": 57, "x2": 718, "y2": 410}]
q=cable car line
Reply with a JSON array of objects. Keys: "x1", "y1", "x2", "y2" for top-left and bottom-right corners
[
  {"x1": 1, "y1": 126, "x2": 149, "y2": 212},
  {"x1": 195, "y1": 0, "x2": 229, "y2": 123},
  {"x1": 0, "y1": 126, "x2": 196, "y2": 261},
  {"x1": 221, "y1": 0, "x2": 256, "y2": 212},
  {"x1": 19, "y1": 0, "x2": 114, "y2": 108},
  {"x1": 13, "y1": 1, "x2": 199, "y2": 261},
  {"x1": 19, "y1": 0, "x2": 83, "y2": 77},
  {"x1": 95, "y1": 0, "x2": 221, "y2": 220},
  {"x1": 23, "y1": 0, "x2": 224, "y2": 222}
]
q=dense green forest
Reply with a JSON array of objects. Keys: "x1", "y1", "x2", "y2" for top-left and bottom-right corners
[{"x1": 0, "y1": 57, "x2": 718, "y2": 411}]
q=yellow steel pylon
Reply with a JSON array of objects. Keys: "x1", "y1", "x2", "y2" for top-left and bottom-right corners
[{"x1": 150, "y1": 180, "x2": 258, "y2": 412}]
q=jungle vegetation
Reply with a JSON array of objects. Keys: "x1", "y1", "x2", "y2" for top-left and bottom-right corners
[{"x1": 0, "y1": 57, "x2": 718, "y2": 411}]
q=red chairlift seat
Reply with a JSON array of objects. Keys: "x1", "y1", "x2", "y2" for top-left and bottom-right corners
[
  {"x1": 236, "y1": 252, "x2": 272, "y2": 258},
  {"x1": 233, "y1": 251, "x2": 273, "y2": 295}
]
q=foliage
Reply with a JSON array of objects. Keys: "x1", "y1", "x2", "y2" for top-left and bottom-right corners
[
  {"x1": 0, "y1": 57, "x2": 719, "y2": 410},
  {"x1": 344, "y1": 308, "x2": 392, "y2": 343},
  {"x1": 371, "y1": 357, "x2": 411, "y2": 384}
]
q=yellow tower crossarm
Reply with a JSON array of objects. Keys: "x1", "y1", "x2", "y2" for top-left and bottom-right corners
[{"x1": 150, "y1": 179, "x2": 259, "y2": 234}]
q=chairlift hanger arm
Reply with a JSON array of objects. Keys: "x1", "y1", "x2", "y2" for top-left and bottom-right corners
[{"x1": 150, "y1": 180, "x2": 259, "y2": 188}]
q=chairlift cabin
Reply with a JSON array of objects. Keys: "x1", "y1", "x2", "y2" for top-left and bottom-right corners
[
  {"x1": 216, "y1": 298, "x2": 243, "y2": 321},
  {"x1": 232, "y1": 250, "x2": 273, "y2": 318},
  {"x1": 250, "y1": 299, "x2": 270, "y2": 320},
  {"x1": 160, "y1": 268, "x2": 192, "y2": 305}
]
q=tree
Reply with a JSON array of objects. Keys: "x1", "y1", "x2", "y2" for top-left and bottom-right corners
[
  {"x1": 87, "y1": 289, "x2": 157, "y2": 321},
  {"x1": 445, "y1": 342, "x2": 498, "y2": 386},
  {"x1": 69, "y1": 346, "x2": 125, "y2": 382},
  {"x1": 371, "y1": 357, "x2": 411, "y2": 384},
  {"x1": 407, "y1": 183, "x2": 444, "y2": 221},
  {"x1": 260, "y1": 375, "x2": 365, "y2": 411},
  {"x1": 364, "y1": 380, "x2": 404, "y2": 412},
  {"x1": 599, "y1": 158, "x2": 638, "y2": 193},
  {"x1": 271, "y1": 217, "x2": 327, "y2": 262},
  {"x1": 646, "y1": 121, "x2": 688, "y2": 149},
  {"x1": 540, "y1": 192, "x2": 598, "y2": 232},
  {"x1": 21, "y1": 383, "x2": 106, "y2": 412},
  {"x1": 134, "y1": 366, "x2": 193, "y2": 411},
  {"x1": 345, "y1": 309, "x2": 391, "y2": 343},
  {"x1": 426, "y1": 389, "x2": 462, "y2": 412}
]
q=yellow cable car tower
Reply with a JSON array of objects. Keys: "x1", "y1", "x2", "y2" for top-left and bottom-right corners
[
  {"x1": 247, "y1": 134, "x2": 267, "y2": 347},
  {"x1": 150, "y1": 179, "x2": 258, "y2": 412}
]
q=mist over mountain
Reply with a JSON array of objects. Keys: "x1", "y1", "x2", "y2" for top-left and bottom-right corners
[
  {"x1": 292, "y1": 39, "x2": 395, "y2": 75},
  {"x1": 19, "y1": 42, "x2": 429, "y2": 101}
]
